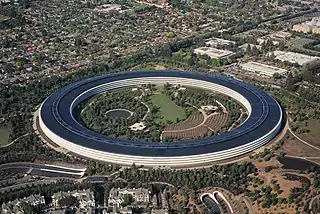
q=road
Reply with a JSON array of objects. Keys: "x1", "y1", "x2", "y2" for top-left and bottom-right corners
[
  {"x1": 0, "y1": 180, "x2": 57, "y2": 193},
  {"x1": 0, "y1": 162, "x2": 87, "y2": 178}
]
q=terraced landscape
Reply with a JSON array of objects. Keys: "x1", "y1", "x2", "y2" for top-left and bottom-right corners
[{"x1": 162, "y1": 112, "x2": 230, "y2": 141}]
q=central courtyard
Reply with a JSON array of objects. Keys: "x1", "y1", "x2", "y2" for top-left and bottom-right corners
[{"x1": 78, "y1": 83, "x2": 247, "y2": 142}]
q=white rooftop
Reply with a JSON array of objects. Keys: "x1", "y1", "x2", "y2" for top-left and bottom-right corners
[
  {"x1": 240, "y1": 61, "x2": 288, "y2": 75},
  {"x1": 269, "y1": 51, "x2": 320, "y2": 66},
  {"x1": 205, "y1": 37, "x2": 236, "y2": 47},
  {"x1": 130, "y1": 122, "x2": 146, "y2": 131},
  {"x1": 194, "y1": 47, "x2": 234, "y2": 59}
]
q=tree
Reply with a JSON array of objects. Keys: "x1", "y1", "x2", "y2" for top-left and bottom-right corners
[
  {"x1": 167, "y1": 31, "x2": 176, "y2": 38},
  {"x1": 58, "y1": 196, "x2": 79, "y2": 207},
  {"x1": 246, "y1": 44, "x2": 252, "y2": 55},
  {"x1": 122, "y1": 194, "x2": 134, "y2": 207},
  {"x1": 272, "y1": 73, "x2": 281, "y2": 79}
]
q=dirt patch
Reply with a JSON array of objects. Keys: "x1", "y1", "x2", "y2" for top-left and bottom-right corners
[
  {"x1": 154, "y1": 65, "x2": 166, "y2": 70},
  {"x1": 275, "y1": 173, "x2": 302, "y2": 198},
  {"x1": 283, "y1": 139, "x2": 320, "y2": 157},
  {"x1": 252, "y1": 158, "x2": 282, "y2": 170},
  {"x1": 252, "y1": 203, "x2": 298, "y2": 214}
]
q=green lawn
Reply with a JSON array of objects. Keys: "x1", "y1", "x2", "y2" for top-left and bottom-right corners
[
  {"x1": 150, "y1": 93, "x2": 186, "y2": 123},
  {"x1": 0, "y1": 15, "x2": 10, "y2": 22},
  {"x1": 0, "y1": 128, "x2": 10, "y2": 147},
  {"x1": 301, "y1": 119, "x2": 320, "y2": 147}
]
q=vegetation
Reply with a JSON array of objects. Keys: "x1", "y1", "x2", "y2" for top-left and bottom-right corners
[
  {"x1": 120, "y1": 162, "x2": 256, "y2": 195},
  {"x1": 0, "y1": 134, "x2": 79, "y2": 164},
  {"x1": 0, "y1": 180, "x2": 91, "y2": 205},
  {"x1": 150, "y1": 93, "x2": 186, "y2": 123},
  {"x1": 121, "y1": 194, "x2": 135, "y2": 207},
  {"x1": 78, "y1": 82, "x2": 244, "y2": 142},
  {"x1": 80, "y1": 88, "x2": 148, "y2": 139},
  {"x1": 0, "y1": 127, "x2": 10, "y2": 146},
  {"x1": 58, "y1": 195, "x2": 79, "y2": 207}
]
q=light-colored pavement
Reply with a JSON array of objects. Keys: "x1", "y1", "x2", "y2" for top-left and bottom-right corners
[
  {"x1": 140, "y1": 101, "x2": 150, "y2": 121},
  {"x1": 0, "y1": 162, "x2": 87, "y2": 177},
  {"x1": 288, "y1": 125, "x2": 320, "y2": 152},
  {"x1": 228, "y1": 108, "x2": 245, "y2": 132},
  {"x1": 1, "y1": 133, "x2": 31, "y2": 148}
]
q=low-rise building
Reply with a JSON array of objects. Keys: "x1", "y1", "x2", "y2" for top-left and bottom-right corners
[
  {"x1": 239, "y1": 43, "x2": 262, "y2": 52},
  {"x1": 52, "y1": 189, "x2": 95, "y2": 211},
  {"x1": 108, "y1": 188, "x2": 150, "y2": 208},
  {"x1": 129, "y1": 122, "x2": 146, "y2": 131},
  {"x1": 268, "y1": 31, "x2": 292, "y2": 40},
  {"x1": 240, "y1": 61, "x2": 288, "y2": 77},
  {"x1": 194, "y1": 47, "x2": 234, "y2": 59},
  {"x1": 292, "y1": 17, "x2": 320, "y2": 34},
  {"x1": 1, "y1": 194, "x2": 45, "y2": 214},
  {"x1": 268, "y1": 51, "x2": 320, "y2": 66},
  {"x1": 205, "y1": 37, "x2": 236, "y2": 49}
]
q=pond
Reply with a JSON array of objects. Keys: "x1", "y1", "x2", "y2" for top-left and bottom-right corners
[
  {"x1": 279, "y1": 157, "x2": 320, "y2": 173},
  {"x1": 105, "y1": 109, "x2": 132, "y2": 119}
]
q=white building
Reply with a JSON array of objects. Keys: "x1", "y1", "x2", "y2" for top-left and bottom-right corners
[
  {"x1": 268, "y1": 31, "x2": 292, "y2": 40},
  {"x1": 2, "y1": 194, "x2": 45, "y2": 214},
  {"x1": 292, "y1": 17, "x2": 320, "y2": 34},
  {"x1": 108, "y1": 188, "x2": 150, "y2": 208},
  {"x1": 129, "y1": 122, "x2": 146, "y2": 131},
  {"x1": 240, "y1": 61, "x2": 288, "y2": 77},
  {"x1": 205, "y1": 37, "x2": 236, "y2": 48},
  {"x1": 194, "y1": 47, "x2": 234, "y2": 59},
  {"x1": 268, "y1": 51, "x2": 320, "y2": 66}
]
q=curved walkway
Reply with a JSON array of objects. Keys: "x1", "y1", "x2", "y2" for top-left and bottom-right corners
[
  {"x1": 105, "y1": 108, "x2": 133, "y2": 118},
  {"x1": 0, "y1": 133, "x2": 31, "y2": 148},
  {"x1": 140, "y1": 101, "x2": 150, "y2": 121},
  {"x1": 228, "y1": 109, "x2": 246, "y2": 132},
  {"x1": 288, "y1": 125, "x2": 320, "y2": 152},
  {"x1": 145, "y1": 181, "x2": 176, "y2": 187},
  {"x1": 309, "y1": 194, "x2": 320, "y2": 212}
]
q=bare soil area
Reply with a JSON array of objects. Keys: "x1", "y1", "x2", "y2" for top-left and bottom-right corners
[{"x1": 283, "y1": 139, "x2": 320, "y2": 157}]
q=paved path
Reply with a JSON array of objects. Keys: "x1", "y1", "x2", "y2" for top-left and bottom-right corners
[
  {"x1": 1, "y1": 133, "x2": 31, "y2": 148},
  {"x1": 286, "y1": 155, "x2": 320, "y2": 160},
  {"x1": 309, "y1": 194, "x2": 320, "y2": 211},
  {"x1": 0, "y1": 162, "x2": 87, "y2": 177},
  {"x1": 145, "y1": 181, "x2": 176, "y2": 187},
  {"x1": 241, "y1": 196, "x2": 253, "y2": 214},
  {"x1": 228, "y1": 108, "x2": 245, "y2": 132},
  {"x1": 140, "y1": 101, "x2": 150, "y2": 121},
  {"x1": 288, "y1": 125, "x2": 320, "y2": 152}
]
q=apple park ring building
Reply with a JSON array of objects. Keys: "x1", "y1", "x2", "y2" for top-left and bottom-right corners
[{"x1": 38, "y1": 70, "x2": 283, "y2": 167}]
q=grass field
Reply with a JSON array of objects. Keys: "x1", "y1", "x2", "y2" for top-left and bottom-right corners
[
  {"x1": 0, "y1": 128, "x2": 10, "y2": 147},
  {"x1": 150, "y1": 93, "x2": 186, "y2": 123},
  {"x1": 301, "y1": 119, "x2": 320, "y2": 147},
  {"x1": 0, "y1": 15, "x2": 10, "y2": 22}
]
